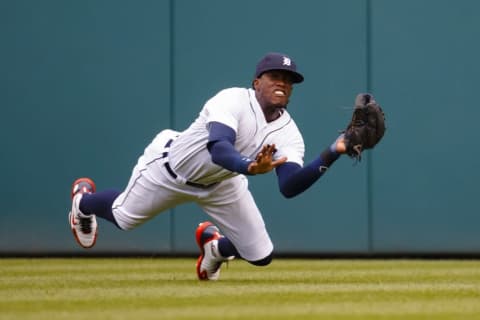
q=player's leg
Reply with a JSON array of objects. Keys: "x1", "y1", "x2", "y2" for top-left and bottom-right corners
[
  {"x1": 215, "y1": 237, "x2": 273, "y2": 266},
  {"x1": 68, "y1": 129, "x2": 186, "y2": 247},
  {"x1": 79, "y1": 189, "x2": 121, "y2": 228},
  {"x1": 204, "y1": 190, "x2": 273, "y2": 263},
  {"x1": 194, "y1": 220, "x2": 272, "y2": 280},
  {"x1": 109, "y1": 130, "x2": 190, "y2": 230},
  {"x1": 196, "y1": 175, "x2": 274, "y2": 280},
  {"x1": 110, "y1": 163, "x2": 190, "y2": 231}
]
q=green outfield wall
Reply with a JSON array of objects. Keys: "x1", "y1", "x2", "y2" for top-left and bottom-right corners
[{"x1": 1, "y1": 0, "x2": 479, "y2": 255}]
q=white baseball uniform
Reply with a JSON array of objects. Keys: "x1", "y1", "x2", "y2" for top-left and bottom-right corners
[{"x1": 112, "y1": 87, "x2": 305, "y2": 261}]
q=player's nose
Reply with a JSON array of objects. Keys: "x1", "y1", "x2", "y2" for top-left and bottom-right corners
[{"x1": 279, "y1": 73, "x2": 294, "y2": 85}]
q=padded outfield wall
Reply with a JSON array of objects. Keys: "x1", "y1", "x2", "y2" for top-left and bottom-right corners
[{"x1": 1, "y1": 0, "x2": 479, "y2": 255}]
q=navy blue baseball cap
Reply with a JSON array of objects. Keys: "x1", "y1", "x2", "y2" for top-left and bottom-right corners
[{"x1": 254, "y1": 52, "x2": 304, "y2": 83}]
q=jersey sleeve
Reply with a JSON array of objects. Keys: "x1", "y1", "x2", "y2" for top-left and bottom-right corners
[{"x1": 203, "y1": 88, "x2": 244, "y2": 133}]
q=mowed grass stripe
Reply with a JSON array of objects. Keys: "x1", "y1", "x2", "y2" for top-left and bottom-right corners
[
  {"x1": 2, "y1": 282, "x2": 479, "y2": 301},
  {"x1": 1, "y1": 258, "x2": 480, "y2": 320},
  {"x1": 2, "y1": 299, "x2": 480, "y2": 319}
]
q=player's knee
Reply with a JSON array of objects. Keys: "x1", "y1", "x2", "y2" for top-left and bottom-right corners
[{"x1": 248, "y1": 252, "x2": 273, "y2": 266}]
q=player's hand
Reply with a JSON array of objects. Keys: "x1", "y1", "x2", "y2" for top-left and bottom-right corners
[
  {"x1": 332, "y1": 134, "x2": 347, "y2": 154},
  {"x1": 247, "y1": 144, "x2": 287, "y2": 175}
]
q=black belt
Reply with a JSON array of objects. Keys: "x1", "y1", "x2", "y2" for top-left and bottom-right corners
[{"x1": 162, "y1": 139, "x2": 217, "y2": 189}]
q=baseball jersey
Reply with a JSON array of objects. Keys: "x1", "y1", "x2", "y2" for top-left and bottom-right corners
[{"x1": 167, "y1": 87, "x2": 305, "y2": 185}]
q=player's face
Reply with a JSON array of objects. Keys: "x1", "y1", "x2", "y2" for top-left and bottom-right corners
[{"x1": 254, "y1": 70, "x2": 294, "y2": 110}]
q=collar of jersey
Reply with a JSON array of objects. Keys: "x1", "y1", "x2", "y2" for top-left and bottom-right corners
[{"x1": 248, "y1": 88, "x2": 291, "y2": 129}]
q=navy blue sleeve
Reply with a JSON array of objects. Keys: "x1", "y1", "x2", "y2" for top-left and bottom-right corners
[
  {"x1": 207, "y1": 122, "x2": 254, "y2": 175},
  {"x1": 276, "y1": 149, "x2": 340, "y2": 198}
]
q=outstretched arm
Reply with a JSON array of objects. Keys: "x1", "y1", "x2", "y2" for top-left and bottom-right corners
[{"x1": 276, "y1": 135, "x2": 346, "y2": 198}]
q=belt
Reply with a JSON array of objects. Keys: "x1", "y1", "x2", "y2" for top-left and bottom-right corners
[{"x1": 162, "y1": 139, "x2": 217, "y2": 189}]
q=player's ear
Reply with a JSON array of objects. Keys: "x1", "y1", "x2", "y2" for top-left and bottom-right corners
[{"x1": 252, "y1": 78, "x2": 259, "y2": 90}]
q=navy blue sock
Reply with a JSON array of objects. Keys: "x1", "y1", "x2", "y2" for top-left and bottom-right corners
[
  {"x1": 218, "y1": 237, "x2": 240, "y2": 258},
  {"x1": 80, "y1": 190, "x2": 122, "y2": 229}
]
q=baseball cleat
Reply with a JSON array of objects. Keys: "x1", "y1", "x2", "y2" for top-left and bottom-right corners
[
  {"x1": 68, "y1": 177, "x2": 98, "y2": 249},
  {"x1": 195, "y1": 221, "x2": 232, "y2": 281}
]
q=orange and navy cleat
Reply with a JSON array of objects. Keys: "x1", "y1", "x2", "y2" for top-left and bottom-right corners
[{"x1": 195, "y1": 221, "x2": 233, "y2": 280}]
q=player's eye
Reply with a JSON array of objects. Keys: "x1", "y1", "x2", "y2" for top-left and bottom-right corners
[{"x1": 268, "y1": 71, "x2": 293, "y2": 84}]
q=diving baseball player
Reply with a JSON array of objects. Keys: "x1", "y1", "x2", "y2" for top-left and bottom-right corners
[{"x1": 69, "y1": 52, "x2": 350, "y2": 280}]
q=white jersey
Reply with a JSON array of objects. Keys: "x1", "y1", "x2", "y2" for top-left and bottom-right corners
[
  {"x1": 168, "y1": 87, "x2": 305, "y2": 185},
  {"x1": 113, "y1": 87, "x2": 304, "y2": 260}
]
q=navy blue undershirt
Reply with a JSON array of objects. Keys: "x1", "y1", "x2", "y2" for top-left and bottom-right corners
[{"x1": 207, "y1": 121, "x2": 340, "y2": 198}]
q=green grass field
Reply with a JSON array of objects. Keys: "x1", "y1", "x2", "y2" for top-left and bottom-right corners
[{"x1": 1, "y1": 258, "x2": 480, "y2": 319}]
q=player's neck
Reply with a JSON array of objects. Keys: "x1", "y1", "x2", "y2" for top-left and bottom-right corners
[{"x1": 262, "y1": 106, "x2": 284, "y2": 123}]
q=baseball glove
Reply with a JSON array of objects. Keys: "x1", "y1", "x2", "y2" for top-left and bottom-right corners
[{"x1": 344, "y1": 93, "x2": 386, "y2": 161}]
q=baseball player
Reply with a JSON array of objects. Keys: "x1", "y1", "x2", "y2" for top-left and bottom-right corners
[{"x1": 69, "y1": 52, "x2": 348, "y2": 280}]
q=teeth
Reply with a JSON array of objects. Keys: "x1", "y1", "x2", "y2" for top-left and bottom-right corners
[{"x1": 274, "y1": 90, "x2": 285, "y2": 96}]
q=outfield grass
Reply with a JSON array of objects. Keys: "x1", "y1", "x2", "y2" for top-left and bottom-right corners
[{"x1": 1, "y1": 258, "x2": 480, "y2": 319}]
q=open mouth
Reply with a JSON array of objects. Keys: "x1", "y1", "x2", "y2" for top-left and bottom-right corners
[{"x1": 273, "y1": 89, "x2": 286, "y2": 97}]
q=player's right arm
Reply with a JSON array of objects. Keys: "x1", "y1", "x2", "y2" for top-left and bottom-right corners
[
  {"x1": 246, "y1": 144, "x2": 287, "y2": 174},
  {"x1": 207, "y1": 122, "x2": 253, "y2": 175},
  {"x1": 207, "y1": 122, "x2": 285, "y2": 175}
]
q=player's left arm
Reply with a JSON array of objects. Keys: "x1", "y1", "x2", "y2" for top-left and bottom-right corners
[{"x1": 276, "y1": 137, "x2": 344, "y2": 198}]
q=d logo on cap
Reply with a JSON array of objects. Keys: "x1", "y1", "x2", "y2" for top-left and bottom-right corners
[{"x1": 254, "y1": 52, "x2": 304, "y2": 83}]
